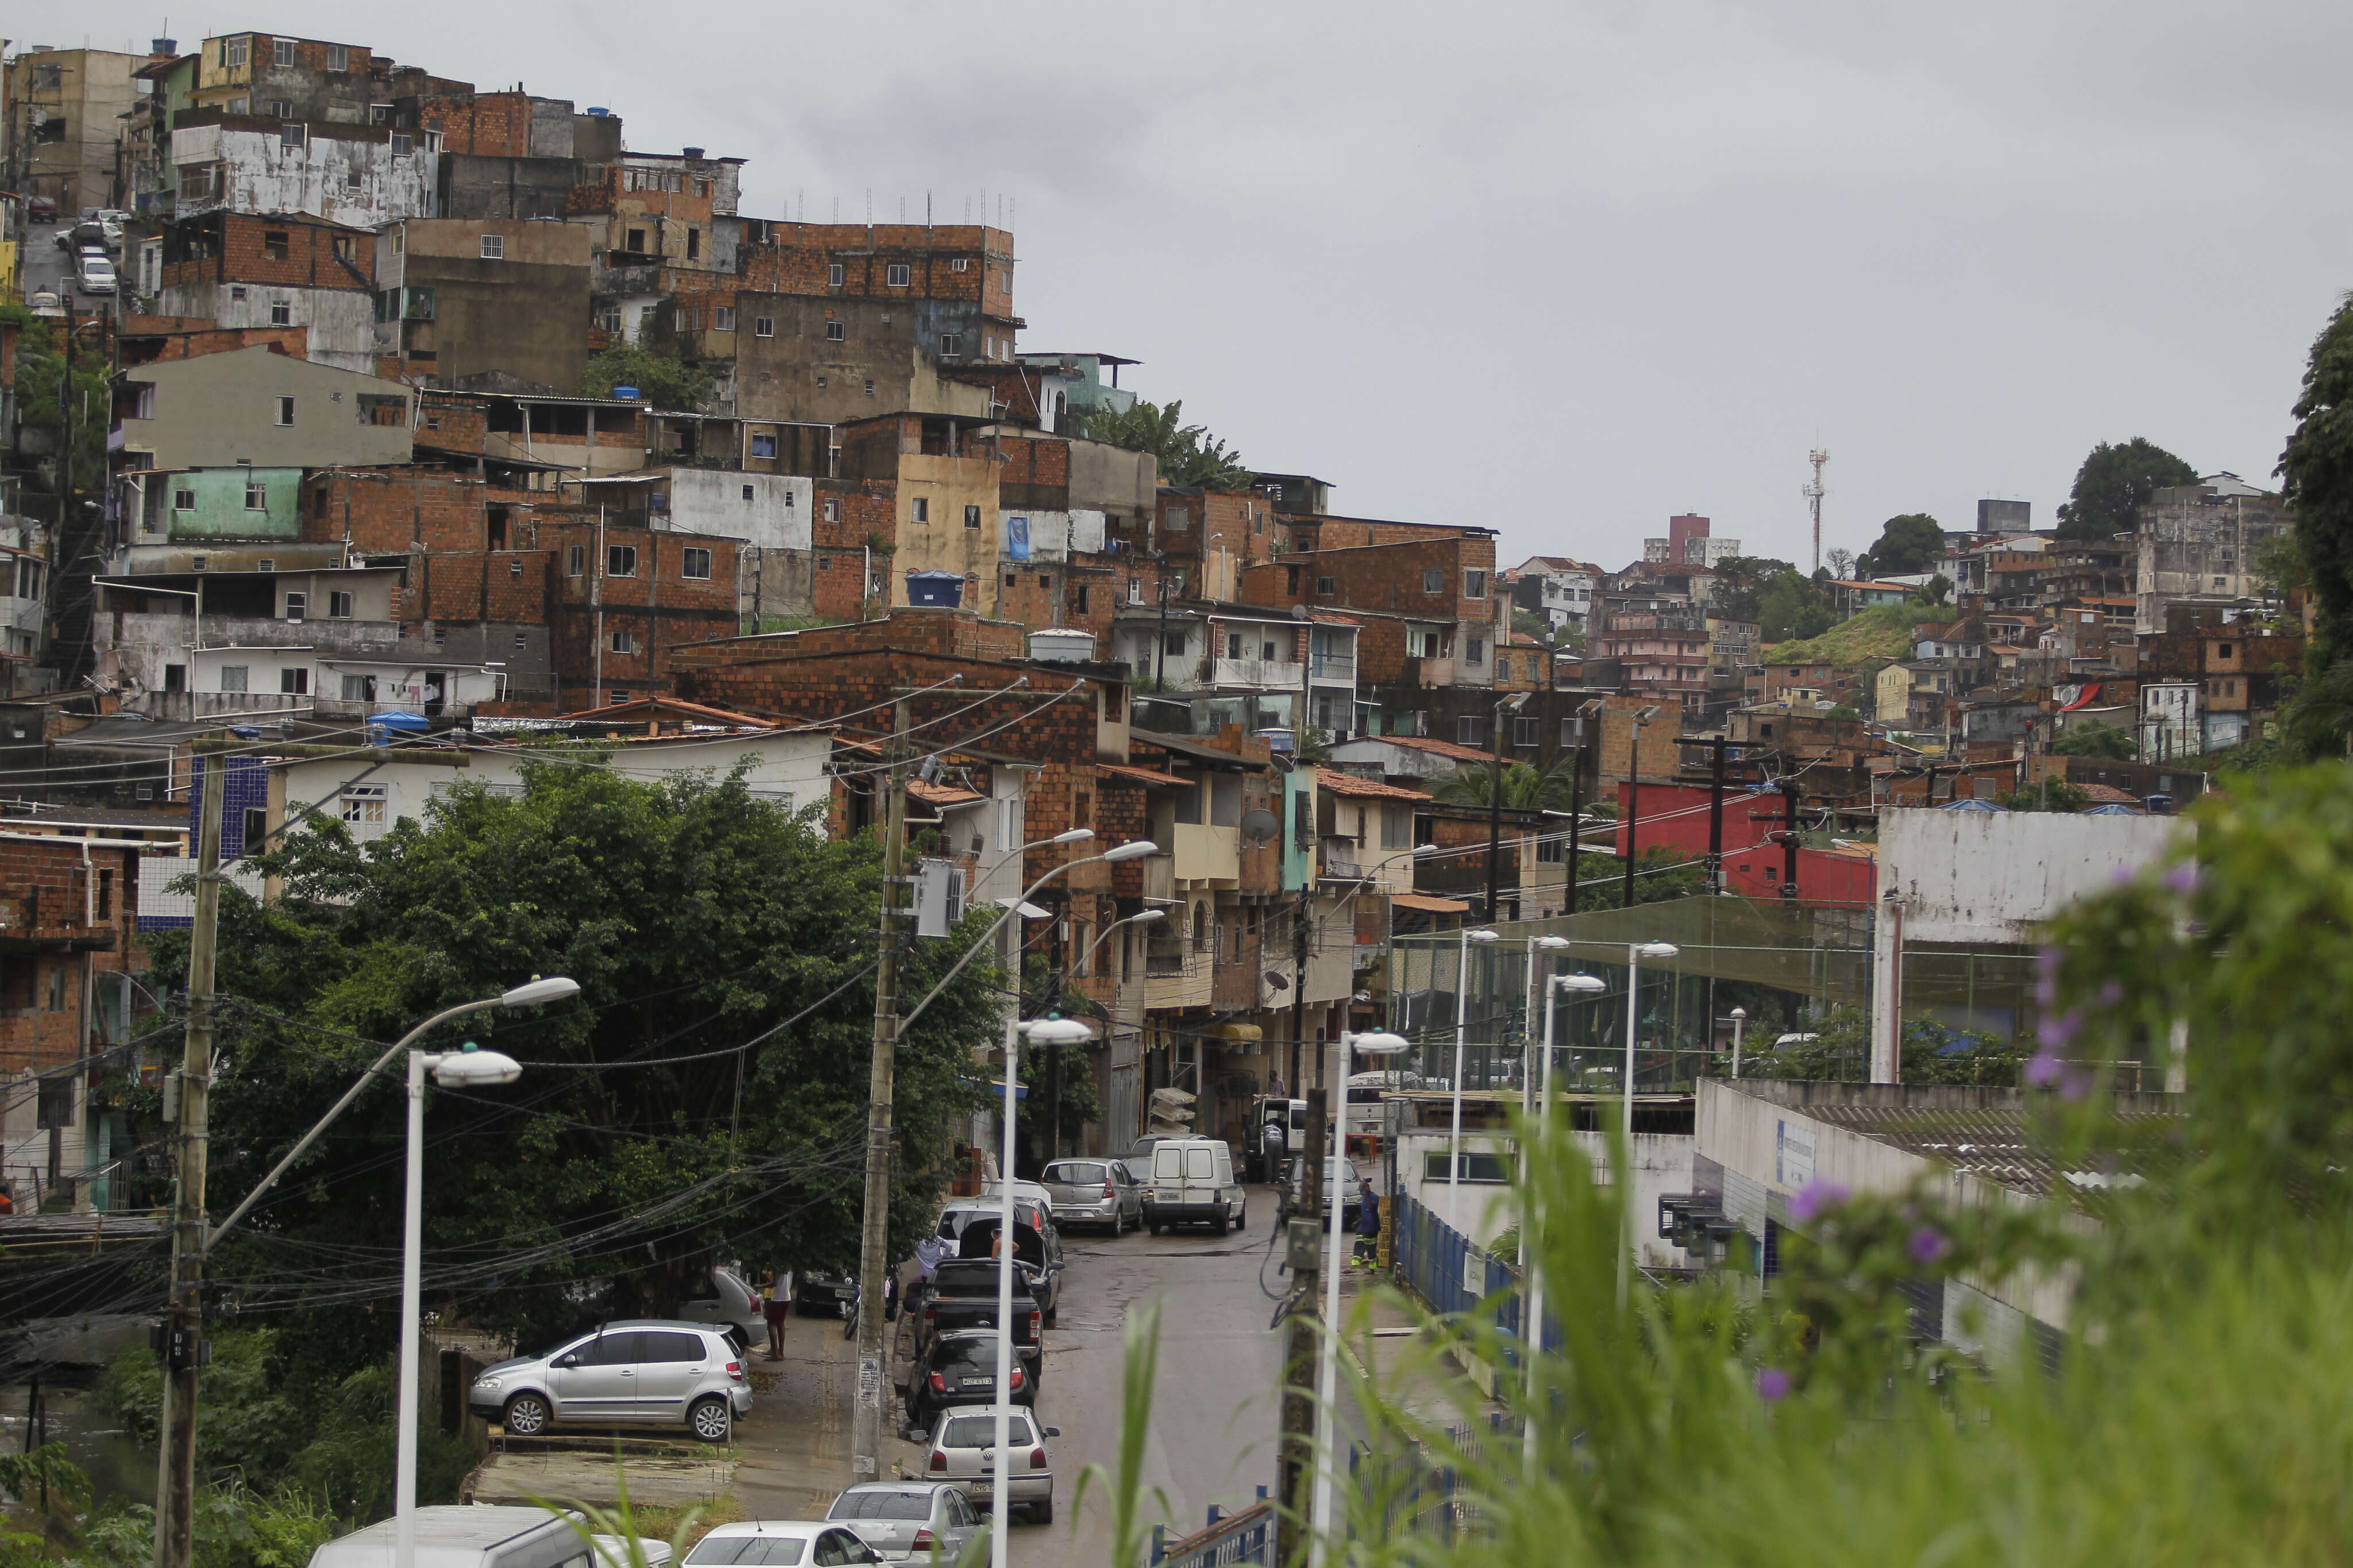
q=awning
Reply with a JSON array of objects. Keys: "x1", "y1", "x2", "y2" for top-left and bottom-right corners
[
  {"x1": 1097, "y1": 762, "x2": 1190, "y2": 789},
  {"x1": 1391, "y1": 893, "x2": 1471, "y2": 914},
  {"x1": 1205, "y1": 1023, "x2": 1263, "y2": 1042}
]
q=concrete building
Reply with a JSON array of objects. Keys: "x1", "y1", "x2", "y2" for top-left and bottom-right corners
[
  {"x1": 114, "y1": 344, "x2": 413, "y2": 470},
  {"x1": 373, "y1": 217, "x2": 594, "y2": 392},
  {"x1": 1510, "y1": 555, "x2": 1600, "y2": 631},
  {"x1": 155, "y1": 211, "x2": 377, "y2": 372},
  {"x1": 169, "y1": 108, "x2": 438, "y2": 227},
  {"x1": 7, "y1": 47, "x2": 147, "y2": 214},
  {"x1": 2132, "y1": 474, "x2": 2294, "y2": 635}
]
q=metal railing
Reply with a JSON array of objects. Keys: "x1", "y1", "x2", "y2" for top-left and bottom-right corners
[{"x1": 1149, "y1": 1495, "x2": 1272, "y2": 1568}]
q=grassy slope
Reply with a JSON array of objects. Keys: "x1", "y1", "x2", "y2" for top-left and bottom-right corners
[{"x1": 1762, "y1": 604, "x2": 1932, "y2": 666}]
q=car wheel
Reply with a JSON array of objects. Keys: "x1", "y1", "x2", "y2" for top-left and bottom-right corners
[
  {"x1": 502, "y1": 1392, "x2": 551, "y2": 1437},
  {"x1": 688, "y1": 1395, "x2": 732, "y2": 1443},
  {"x1": 1031, "y1": 1500, "x2": 1053, "y2": 1525},
  {"x1": 1043, "y1": 1302, "x2": 1058, "y2": 1327},
  {"x1": 1148, "y1": 1219, "x2": 1162, "y2": 1236}
]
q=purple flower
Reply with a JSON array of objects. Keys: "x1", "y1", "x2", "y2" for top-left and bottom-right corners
[
  {"x1": 2036, "y1": 945, "x2": 2063, "y2": 980},
  {"x1": 1788, "y1": 1179, "x2": 1850, "y2": 1223},
  {"x1": 1908, "y1": 1226, "x2": 1951, "y2": 1265},
  {"x1": 2110, "y1": 863, "x2": 2138, "y2": 887},
  {"x1": 2060, "y1": 1068, "x2": 2092, "y2": 1102},
  {"x1": 2165, "y1": 863, "x2": 2199, "y2": 896},
  {"x1": 2038, "y1": 1010, "x2": 2082, "y2": 1051},
  {"x1": 1756, "y1": 1367, "x2": 1791, "y2": 1403},
  {"x1": 2025, "y1": 1051, "x2": 2063, "y2": 1088},
  {"x1": 2098, "y1": 980, "x2": 2123, "y2": 1007}
]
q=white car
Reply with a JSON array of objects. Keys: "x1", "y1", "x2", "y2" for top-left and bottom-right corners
[
  {"x1": 926, "y1": 1404, "x2": 1059, "y2": 1523},
  {"x1": 75, "y1": 254, "x2": 117, "y2": 294},
  {"x1": 680, "y1": 1522, "x2": 880, "y2": 1568}
]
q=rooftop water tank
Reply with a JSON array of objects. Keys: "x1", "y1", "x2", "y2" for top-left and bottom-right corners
[
  {"x1": 904, "y1": 570, "x2": 965, "y2": 608},
  {"x1": 1027, "y1": 628, "x2": 1095, "y2": 663}
]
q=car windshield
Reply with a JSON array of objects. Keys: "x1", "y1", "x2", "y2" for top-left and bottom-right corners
[
  {"x1": 940, "y1": 1413, "x2": 1033, "y2": 1449},
  {"x1": 936, "y1": 1338, "x2": 1006, "y2": 1368},
  {"x1": 685, "y1": 1537, "x2": 807, "y2": 1565},
  {"x1": 1045, "y1": 1163, "x2": 1105, "y2": 1185},
  {"x1": 828, "y1": 1491, "x2": 933, "y2": 1521}
]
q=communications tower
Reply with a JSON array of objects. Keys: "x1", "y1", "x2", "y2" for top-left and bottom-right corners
[{"x1": 1803, "y1": 449, "x2": 1830, "y2": 573}]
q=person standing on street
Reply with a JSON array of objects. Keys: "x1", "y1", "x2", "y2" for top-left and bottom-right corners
[
  {"x1": 1353, "y1": 1177, "x2": 1382, "y2": 1268},
  {"x1": 763, "y1": 1266, "x2": 792, "y2": 1360}
]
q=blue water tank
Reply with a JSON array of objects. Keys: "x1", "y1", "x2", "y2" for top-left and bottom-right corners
[
  {"x1": 585, "y1": 106, "x2": 610, "y2": 117},
  {"x1": 904, "y1": 570, "x2": 965, "y2": 608},
  {"x1": 611, "y1": 385, "x2": 639, "y2": 400}
]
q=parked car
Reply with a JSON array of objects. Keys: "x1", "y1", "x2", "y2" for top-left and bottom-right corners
[
  {"x1": 25, "y1": 196, "x2": 57, "y2": 223},
  {"x1": 465, "y1": 1320, "x2": 750, "y2": 1442},
  {"x1": 824, "y1": 1482, "x2": 983, "y2": 1564},
  {"x1": 902, "y1": 1328, "x2": 1035, "y2": 1431},
  {"x1": 917, "y1": 1258, "x2": 1043, "y2": 1367},
  {"x1": 307, "y1": 1505, "x2": 587, "y2": 1568},
  {"x1": 674, "y1": 1266, "x2": 767, "y2": 1344},
  {"x1": 794, "y1": 1268, "x2": 859, "y2": 1316},
  {"x1": 1280, "y1": 1154, "x2": 1364, "y2": 1230},
  {"x1": 925, "y1": 1405, "x2": 1059, "y2": 1523},
  {"x1": 977, "y1": 1177, "x2": 1056, "y2": 1216},
  {"x1": 75, "y1": 253, "x2": 117, "y2": 294},
  {"x1": 681, "y1": 1522, "x2": 880, "y2": 1567},
  {"x1": 1142, "y1": 1136, "x2": 1246, "y2": 1234},
  {"x1": 26, "y1": 292, "x2": 61, "y2": 318},
  {"x1": 1039, "y1": 1157, "x2": 1144, "y2": 1232},
  {"x1": 936, "y1": 1198, "x2": 1064, "y2": 1323}
]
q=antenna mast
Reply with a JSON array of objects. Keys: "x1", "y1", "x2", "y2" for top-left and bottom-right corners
[{"x1": 1803, "y1": 448, "x2": 1830, "y2": 573}]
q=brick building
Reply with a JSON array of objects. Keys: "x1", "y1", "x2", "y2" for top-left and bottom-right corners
[{"x1": 155, "y1": 211, "x2": 377, "y2": 372}]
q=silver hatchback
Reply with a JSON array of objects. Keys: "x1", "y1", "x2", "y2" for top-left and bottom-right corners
[
  {"x1": 467, "y1": 1320, "x2": 751, "y2": 1442},
  {"x1": 825, "y1": 1481, "x2": 984, "y2": 1562}
]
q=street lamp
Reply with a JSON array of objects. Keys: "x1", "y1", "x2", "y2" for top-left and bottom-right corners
[
  {"x1": 1520, "y1": 934, "x2": 1572, "y2": 1102},
  {"x1": 1309, "y1": 1026, "x2": 1407, "y2": 1567},
  {"x1": 1448, "y1": 927, "x2": 1499, "y2": 1223},
  {"x1": 988, "y1": 1013, "x2": 1091, "y2": 1568},
  {"x1": 1618, "y1": 942, "x2": 1677, "y2": 1309},
  {"x1": 204, "y1": 976, "x2": 580, "y2": 1568},
  {"x1": 1523, "y1": 970, "x2": 1605, "y2": 1477},
  {"x1": 1729, "y1": 1006, "x2": 1748, "y2": 1079}
]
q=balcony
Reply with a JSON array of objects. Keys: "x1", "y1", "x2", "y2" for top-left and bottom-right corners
[
  {"x1": 1415, "y1": 856, "x2": 1518, "y2": 898},
  {"x1": 1171, "y1": 822, "x2": 1239, "y2": 886},
  {"x1": 1209, "y1": 656, "x2": 1302, "y2": 691},
  {"x1": 1318, "y1": 837, "x2": 1364, "y2": 881},
  {"x1": 1309, "y1": 652, "x2": 1355, "y2": 682},
  {"x1": 1139, "y1": 852, "x2": 1175, "y2": 904},
  {"x1": 1142, "y1": 945, "x2": 1211, "y2": 1011}
]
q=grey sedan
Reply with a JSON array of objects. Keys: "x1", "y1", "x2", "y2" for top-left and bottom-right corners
[{"x1": 1040, "y1": 1158, "x2": 1144, "y2": 1233}]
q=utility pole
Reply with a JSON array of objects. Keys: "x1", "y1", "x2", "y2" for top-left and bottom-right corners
[
  {"x1": 153, "y1": 746, "x2": 222, "y2": 1568},
  {"x1": 1779, "y1": 781, "x2": 1802, "y2": 900},
  {"x1": 1289, "y1": 872, "x2": 1310, "y2": 1103},
  {"x1": 1621, "y1": 767, "x2": 1640, "y2": 912},
  {"x1": 1275, "y1": 1087, "x2": 1326, "y2": 1566},
  {"x1": 850, "y1": 693, "x2": 913, "y2": 1482},
  {"x1": 1677, "y1": 736, "x2": 1736, "y2": 896},
  {"x1": 1564, "y1": 737, "x2": 1585, "y2": 916}
]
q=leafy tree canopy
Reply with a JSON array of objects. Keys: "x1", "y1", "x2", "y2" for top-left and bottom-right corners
[
  {"x1": 580, "y1": 342, "x2": 715, "y2": 412},
  {"x1": 2054, "y1": 720, "x2": 2136, "y2": 760},
  {"x1": 143, "y1": 760, "x2": 994, "y2": 1388},
  {"x1": 1427, "y1": 756, "x2": 1583, "y2": 813},
  {"x1": 1706, "y1": 557, "x2": 1800, "y2": 623},
  {"x1": 2281, "y1": 296, "x2": 2353, "y2": 755},
  {"x1": 2055, "y1": 437, "x2": 2198, "y2": 541},
  {"x1": 1996, "y1": 778, "x2": 2093, "y2": 812},
  {"x1": 1757, "y1": 577, "x2": 1834, "y2": 643},
  {"x1": 1855, "y1": 514, "x2": 1945, "y2": 577},
  {"x1": 1078, "y1": 398, "x2": 1251, "y2": 489}
]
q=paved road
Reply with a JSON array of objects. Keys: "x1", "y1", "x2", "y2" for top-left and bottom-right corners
[
  {"x1": 23, "y1": 221, "x2": 121, "y2": 313},
  {"x1": 1022, "y1": 1194, "x2": 1289, "y2": 1568}
]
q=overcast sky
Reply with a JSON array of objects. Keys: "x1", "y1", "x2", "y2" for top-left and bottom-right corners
[{"x1": 43, "y1": 1, "x2": 2351, "y2": 569}]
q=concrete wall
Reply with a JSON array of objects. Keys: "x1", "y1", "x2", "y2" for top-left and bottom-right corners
[
  {"x1": 173, "y1": 121, "x2": 437, "y2": 227},
  {"x1": 1390, "y1": 1121, "x2": 1698, "y2": 1268},
  {"x1": 666, "y1": 469, "x2": 813, "y2": 553},
  {"x1": 156, "y1": 281, "x2": 377, "y2": 373},
  {"x1": 1876, "y1": 806, "x2": 2186, "y2": 944},
  {"x1": 119, "y1": 345, "x2": 413, "y2": 469},
  {"x1": 136, "y1": 466, "x2": 305, "y2": 539}
]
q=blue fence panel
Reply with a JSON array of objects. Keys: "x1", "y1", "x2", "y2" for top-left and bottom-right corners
[
  {"x1": 1393, "y1": 1194, "x2": 1559, "y2": 1354},
  {"x1": 1149, "y1": 1493, "x2": 1273, "y2": 1568}
]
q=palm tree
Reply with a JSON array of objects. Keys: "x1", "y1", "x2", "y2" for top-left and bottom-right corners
[{"x1": 1424, "y1": 755, "x2": 1582, "y2": 812}]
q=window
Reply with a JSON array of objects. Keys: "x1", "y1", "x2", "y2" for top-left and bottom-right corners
[
  {"x1": 263, "y1": 229, "x2": 291, "y2": 261},
  {"x1": 828, "y1": 262, "x2": 846, "y2": 287},
  {"x1": 225, "y1": 36, "x2": 250, "y2": 65},
  {"x1": 710, "y1": 306, "x2": 735, "y2": 331},
  {"x1": 567, "y1": 544, "x2": 585, "y2": 576},
  {"x1": 273, "y1": 396, "x2": 295, "y2": 426},
  {"x1": 173, "y1": 488, "x2": 196, "y2": 512},
  {"x1": 939, "y1": 332, "x2": 963, "y2": 357},
  {"x1": 611, "y1": 629, "x2": 636, "y2": 654},
  {"x1": 685, "y1": 227, "x2": 702, "y2": 261},
  {"x1": 1465, "y1": 637, "x2": 1485, "y2": 665},
  {"x1": 885, "y1": 263, "x2": 911, "y2": 287},
  {"x1": 751, "y1": 432, "x2": 777, "y2": 458},
  {"x1": 912, "y1": 498, "x2": 929, "y2": 524},
  {"x1": 391, "y1": 133, "x2": 413, "y2": 156},
  {"x1": 1423, "y1": 569, "x2": 1444, "y2": 593},
  {"x1": 341, "y1": 673, "x2": 371, "y2": 702},
  {"x1": 245, "y1": 481, "x2": 269, "y2": 510},
  {"x1": 625, "y1": 226, "x2": 647, "y2": 253},
  {"x1": 1513, "y1": 715, "x2": 1539, "y2": 746},
  {"x1": 681, "y1": 547, "x2": 712, "y2": 580},
  {"x1": 754, "y1": 316, "x2": 773, "y2": 337},
  {"x1": 219, "y1": 666, "x2": 249, "y2": 693},
  {"x1": 280, "y1": 667, "x2": 309, "y2": 694},
  {"x1": 964, "y1": 505, "x2": 982, "y2": 530},
  {"x1": 1457, "y1": 715, "x2": 1488, "y2": 746},
  {"x1": 1164, "y1": 631, "x2": 1187, "y2": 656},
  {"x1": 192, "y1": 555, "x2": 210, "y2": 573},
  {"x1": 284, "y1": 592, "x2": 307, "y2": 620},
  {"x1": 952, "y1": 257, "x2": 971, "y2": 272},
  {"x1": 370, "y1": 102, "x2": 393, "y2": 124},
  {"x1": 826, "y1": 319, "x2": 845, "y2": 342},
  {"x1": 272, "y1": 37, "x2": 296, "y2": 65},
  {"x1": 342, "y1": 784, "x2": 386, "y2": 825},
  {"x1": 477, "y1": 233, "x2": 504, "y2": 260},
  {"x1": 1409, "y1": 629, "x2": 1440, "y2": 659},
  {"x1": 1316, "y1": 575, "x2": 1334, "y2": 595},
  {"x1": 607, "y1": 545, "x2": 638, "y2": 577},
  {"x1": 1129, "y1": 576, "x2": 1144, "y2": 604},
  {"x1": 823, "y1": 499, "x2": 840, "y2": 522},
  {"x1": 329, "y1": 590, "x2": 354, "y2": 618},
  {"x1": 270, "y1": 300, "x2": 291, "y2": 325},
  {"x1": 229, "y1": 96, "x2": 250, "y2": 115},
  {"x1": 271, "y1": 101, "x2": 296, "y2": 121},
  {"x1": 864, "y1": 380, "x2": 875, "y2": 396},
  {"x1": 327, "y1": 43, "x2": 349, "y2": 71},
  {"x1": 1166, "y1": 506, "x2": 1190, "y2": 532},
  {"x1": 1464, "y1": 569, "x2": 1487, "y2": 598}
]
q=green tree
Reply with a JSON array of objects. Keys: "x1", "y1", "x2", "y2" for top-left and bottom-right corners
[
  {"x1": 2281, "y1": 296, "x2": 2353, "y2": 756},
  {"x1": 1511, "y1": 609, "x2": 1553, "y2": 642},
  {"x1": 578, "y1": 342, "x2": 715, "y2": 411},
  {"x1": 142, "y1": 759, "x2": 993, "y2": 1389},
  {"x1": 1757, "y1": 574, "x2": 1833, "y2": 642},
  {"x1": 1077, "y1": 398, "x2": 1251, "y2": 489},
  {"x1": 1706, "y1": 557, "x2": 1799, "y2": 623},
  {"x1": 2054, "y1": 720, "x2": 2135, "y2": 760},
  {"x1": 1915, "y1": 573, "x2": 1953, "y2": 606},
  {"x1": 1996, "y1": 778, "x2": 2092, "y2": 812},
  {"x1": 2055, "y1": 437, "x2": 2198, "y2": 541},
  {"x1": 1571, "y1": 846, "x2": 1704, "y2": 910},
  {"x1": 1854, "y1": 514, "x2": 1944, "y2": 577},
  {"x1": 5, "y1": 300, "x2": 110, "y2": 519},
  {"x1": 1426, "y1": 755, "x2": 1584, "y2": 812}
]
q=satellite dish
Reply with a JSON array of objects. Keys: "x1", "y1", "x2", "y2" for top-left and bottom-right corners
[
  {"x1": 1290, "y1": 604, "x2": 1310, "y2": 620},
  {"x1": 1240, "y1": 806, "x2": 1281, "y2": 843}
]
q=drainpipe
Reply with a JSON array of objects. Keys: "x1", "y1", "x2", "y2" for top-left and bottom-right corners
[{"x1": 592, "y1": 507, "x2": 605, "y2": 706}]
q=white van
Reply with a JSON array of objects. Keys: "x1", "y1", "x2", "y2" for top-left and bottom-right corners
[
  {"x1": 308, "y1": 1507, "x2": 588, "y2": 1568},
  {"x1": 1143, "y1": 1137, "x2": 1245, "y2": 1234}
]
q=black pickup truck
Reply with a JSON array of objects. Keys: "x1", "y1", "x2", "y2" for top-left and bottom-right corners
[{"x1": 917, "y1": 1259, "x2": 1043, "y2": 1366}]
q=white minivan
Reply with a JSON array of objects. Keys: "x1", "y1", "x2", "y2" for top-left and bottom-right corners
[{"x1": 1143, "y1": 1137, "x2": 1245, "y2": 1234}]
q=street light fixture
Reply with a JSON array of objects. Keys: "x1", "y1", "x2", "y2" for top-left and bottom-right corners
[
  {"x1": 1729, "y1": 1006, "x2": 1748, "y2": 1079},
  {"x1": 1523, "y1": 970, "x2": 1606, "y2": 1476},
  {"x1": 1309, "y1": 1026, "x2": 1407, "y2": 1567},
  {"x1": 1617, "y1": 942, "x2": 1678, "y2": 1310},
  {"x1": 1448, "y1": 927, "x2": 1500, "y2": 1222},
  {"x1": 988, "y1": 1013, "x2": 1091, "y2": 1568}
]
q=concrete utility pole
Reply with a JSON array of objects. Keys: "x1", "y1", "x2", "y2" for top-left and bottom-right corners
[
  {"x1": 1779, "y1": 780, "x2": 1802, "y2": 899},
  {"x1": 850, "y1": 693, "x2": 913, "y2": 1481},
  {"x1": 1275, "y1": 1087, "x2": 1327, "y2": 1566},
  {"x1": 153, "y1": 747, "x2": 222, "y2": 1568}
]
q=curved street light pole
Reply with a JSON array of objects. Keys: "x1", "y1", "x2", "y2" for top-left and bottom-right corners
[
  {"x1": 1448, "y1": 926, "x2": 1499, "y2": 1225},
  {"x1": 1618, "y1": 942, "x2": 1677, "y2": 1310},
  {"x1": 1523, "y1": 971, "x2": 1605, "y2": 1476}
]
